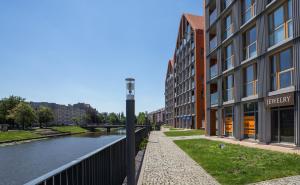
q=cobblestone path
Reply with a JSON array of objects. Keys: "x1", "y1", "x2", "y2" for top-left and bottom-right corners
[{"x1": 138, "y1": 130, "x2": 219, "y2": 185}]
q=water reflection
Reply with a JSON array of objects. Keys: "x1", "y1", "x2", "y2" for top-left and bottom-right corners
[{"x1": 0, "y1": 130, "x2": 125, "y2": 185}]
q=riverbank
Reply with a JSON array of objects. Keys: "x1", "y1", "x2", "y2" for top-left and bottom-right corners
[{"x1": 0, "y1": 126, "x2": 88, "y2": 145}]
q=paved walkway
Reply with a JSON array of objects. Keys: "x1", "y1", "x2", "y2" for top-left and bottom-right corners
[{"x1": 138, "y1": 130, "x2": 219, "y2": 185}]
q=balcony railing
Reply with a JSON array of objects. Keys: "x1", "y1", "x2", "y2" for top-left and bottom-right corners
[
  {"x1": 211, "y1": 92, "x2": 218, "y2": 106},
  {"x1": 244, "y1": 41, "x2": 257, "y2": 60},
  {"x1": 269, "y1": 20, "x2": 293, "y2": 47},
  {"x1": 210, "y1": 9, "x2": 217, "y2": 26},
  {"x1": 243, "y1": 3, "x2": 257, "y2": 24},
  {"x1": 223, "y1": 55, "x2": 234, "y2": 71},
  {"x1": 210, "y1": 36, "x2": 217, "y2": 52},
  {"x1": 244, "y1": 80, "x2": 257, "y2": 97},
  {"x1": 210, "y1": 64, "x2": 218, "y2": 79},
  {"x1": 224, "y1": 88, "x2": 234, "y2": 102},
  {"x1": 223, "y1": 24, "x2": 233, "y2": 40},
  {"x1": 224, "y1": 0, "x2": 233, "y2": 9}
]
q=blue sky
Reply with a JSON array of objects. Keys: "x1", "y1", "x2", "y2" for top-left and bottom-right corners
[{"x1": 0, "y1": 0, "x2": 203, "y2": 113}]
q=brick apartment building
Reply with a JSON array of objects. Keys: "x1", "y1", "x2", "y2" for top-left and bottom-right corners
[{"x1": 170, "y1": 14, "x2": 206, "y2": 129}]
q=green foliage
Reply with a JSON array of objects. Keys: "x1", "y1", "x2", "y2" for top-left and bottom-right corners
[
  {"x1": 139, "y1": 138, "x2": 148, "y2": 150},
  {"x1": 8, "y1": 102, "x2": 37, "y2": 129},
  {"x1": 37, "y1": 106, "x2": 54, "y2": 128},
  {"x1": 0, "y1": 130, "x2": 41, "y2": 143},
  {"x1": 51, "y1": 126, "x2": 87, "y2": 134},
  {"x1": 137, "y1": 112, "x2": 147, "y2": 125},
  {"x1": 119, "y1": 112, "x2": 126, "y2": 124},
  {"x1": 164, "y1": 129, "x2": 205, "y2": 137},
  {"x1": 72, "y1": 117, "x2": 82, "y2": 125},
  {"x1": 0, "y1": 95, "x2": 25, "y2": 125},
  {"x1": 175, "y1": 139, "x2": 300, "y2": 185},
  {"x1": 108, "y1": 112, "x2": 119, "y2": 124}
]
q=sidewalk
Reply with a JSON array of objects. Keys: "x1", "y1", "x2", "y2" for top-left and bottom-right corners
[{"x1": 138, "y1": 130, "x2": 219, "y2": 185}]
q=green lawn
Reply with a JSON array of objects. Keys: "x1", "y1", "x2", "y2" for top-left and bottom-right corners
[
  {"x1": 164, "y1": 129, "x2": 205, "y2": 137},
  {"x1": 0, "y1": 131, "x2": 41, "y2": 143},
  {"x1": 174, "y1": 139, "x2": 300, "y2": 185},
  {"x1": 169, "y1": 128, "x2": 184, "y2": 131},
  {"x1": 51, "y1": 126, "x2": 87, "y2": 134}
]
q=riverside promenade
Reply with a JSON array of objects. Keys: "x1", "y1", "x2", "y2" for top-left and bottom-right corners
[
  {"x1": 138, "y1": 128, "x2": 300, "y2": 185},
  {"x1": 138, "y1": 128, "x2": 219, "y2": 185}
]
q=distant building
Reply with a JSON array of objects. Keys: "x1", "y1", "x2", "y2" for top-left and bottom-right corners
[
  {"x1": 148, "y1": 108, "x2": 165, "y2": 125},
  {"x1": 165, "y1": 60, "x2": 175, "y2": 127},
  {"x1": 30, "y1": 102, "x2": 97, "y2": 125}
]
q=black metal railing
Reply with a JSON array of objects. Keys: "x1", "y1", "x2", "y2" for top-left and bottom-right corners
[{"x1": 24, "y1": 128, "x2": 150, "y2": 185}]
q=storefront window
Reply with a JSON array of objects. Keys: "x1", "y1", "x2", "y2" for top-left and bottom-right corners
[
  {"x1": 224, "y1": 107, "x2": 233, "y2": 137},
  {"x1": 243, "y1": 102, "x2": 258, "y2": 139},
  {"x1": 270, "y1": 48, "x2": 294, "y2": 91},
  {"x1": 271, "y1": 107, "x2": 294, "y2": 143}
]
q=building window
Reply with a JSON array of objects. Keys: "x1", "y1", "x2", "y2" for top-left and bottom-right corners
[
  {"x1": 223, "y1": 14, "x2": 233, "y2": 40},
  {"x1": 223, "y1": 74, "x2": 234, "y2": 102},
  {"x1": 224, "y1": 107, "x2": 233, "y2": 137},
  {"x1": 243, "y1": 64, "x2": 257, "y2": 97},
  {"x1": 268, "y1": 0, "x2": 293, "y2": 47},
  {"x1": 270, "y1": 48, "x2": 294, "y2": 91},
  {"x1": 243, "y1": 102, "x2": 258, "y2": 139},
  {"x1": 243, "y1": 26, "x2": 257, "y2": 60},
  {"x1": 242, "y1": 0, "x2": 256, "y2": 24},
  {"x1": 222, "y1": 43, "x2": 234, "y2": 71},
  {"x1": 223, "y1": 0, "x2": 233, "y2": 10}
]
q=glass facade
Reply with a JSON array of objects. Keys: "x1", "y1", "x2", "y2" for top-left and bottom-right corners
[
  {"x1": 243, "y1": 102, "x2": 258, "y2": 139},
  {"x1": 244, "y1": 64, "x2": 257, "y2": 97},
  {"x1": 243, "y1": 26, "x2": 257, "y2": 60},
  {"x1": 242, "y1": 0, "x2": 256, "y2": 24},
  {"x1": 223, "y1": 44, "x2": 234, "y2": 71},
  {"x1": 271, "y1": 107, "x2": 294, "y2": 143},
  {"x1": 224, "y1": 107, "x2": 233, "y2": 137},
  {"x1": 268, "y1": 0, "x2": 293, "y2": 46},
  {"x1": 270, "y1": 48, "x2": 294, "y2": 91},
  {"x1": 223, "y1": 74, "x2": 234, "y2": 102}
]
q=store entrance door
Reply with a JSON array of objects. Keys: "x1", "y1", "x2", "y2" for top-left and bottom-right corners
[{"x1": 271, "y1": 107, "x2": 294, "y2": 143}]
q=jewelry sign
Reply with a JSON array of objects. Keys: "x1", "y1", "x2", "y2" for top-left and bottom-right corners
[{"x1": 265, "y1": 92, "x2": 294, "y2": 108}]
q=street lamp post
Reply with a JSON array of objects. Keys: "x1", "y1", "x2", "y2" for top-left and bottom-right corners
[{"x1": 126, "y1": 78, "x2": 136, "y2": 185}]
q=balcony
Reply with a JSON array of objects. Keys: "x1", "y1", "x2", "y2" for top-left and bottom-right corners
[
  {"x1": 224, "y1": 88, "x2": 234, "y2": 102},
  {"x1": 243, "y1": 3, "x2": 257, "y2": 24},
  {"x1": 211, "y1": 92, "x2": 218, "y2": 106},
  {"x1": 244, "y1": 41, "x2": 257, "y2": 60},
  {"x1": 210, "y1": 64, "x2": 218, "y2": 79},
  {"x1": 244, "y1": 80, "x2": 257, "y2": 97},
  {"x1": 269, "y1": 20, "x2": 293, "y2": 47},
  {"x1": 224, "y1": 0, "x2": 232, "y2": 9},
  {"x1": 210, "y1": 9, "x2": 217, "y2": 26},
  {"x1": 223, "y1": 55, "x2": 234, "y2": 71},
  {"x1": 210, "y1": 36, "x2": 217, "y2": 52},
  {"x1": 223, "y1": 24, "x2": 233, "y2": 40}
]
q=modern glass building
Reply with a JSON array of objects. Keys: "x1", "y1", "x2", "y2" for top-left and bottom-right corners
[{"x1": 205, "y1": 0, "x2": 300, "y2": 145}]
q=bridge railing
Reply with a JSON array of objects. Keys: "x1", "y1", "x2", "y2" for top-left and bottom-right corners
[{"x1": 24, "y1": 128, "x2": 150, "y2": 185}]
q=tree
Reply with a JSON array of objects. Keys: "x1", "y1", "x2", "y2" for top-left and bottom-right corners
[
  {"x1": 137, "y1": 112, "x2": 147, "y2": 125},
  {"x1": 119, "y1": 112, "x2": 126, "y2": 124},
  {"x1": 37, "y1": 106, "x2": 54, "y2": 128},
  {"x1": 108, "y1": 113, "x2": 119, "y2": 125},
  {"x1": 8, "y1": 102, "x2": 37, "y2": 129},
  {"x1": 0, "y1": 96, "x2": 25, "y2": 126},
  {"x1": 72, "y1": 117, "x2": 82, "y2": 125}
]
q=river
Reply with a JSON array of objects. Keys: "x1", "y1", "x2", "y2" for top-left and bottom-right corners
[{"x1": 0, "y1": 131, "x2": 125, "y2": 185}]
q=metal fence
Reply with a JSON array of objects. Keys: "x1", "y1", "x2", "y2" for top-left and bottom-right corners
[{"x1": 25, "y1": 127, "x2": 150, "y2": 185}]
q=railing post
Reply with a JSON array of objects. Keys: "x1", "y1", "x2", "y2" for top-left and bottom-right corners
[{"x1": 126, "y1": 78, "x2": 136, "y2": 185}]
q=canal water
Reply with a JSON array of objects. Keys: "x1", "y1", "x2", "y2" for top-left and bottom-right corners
[{"x1": 0, "y1": 130, "x2": 125, "y2": 185}]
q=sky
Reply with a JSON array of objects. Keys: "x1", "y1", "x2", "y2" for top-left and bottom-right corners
[{"x1": 0, "y1": 0, "x2": 203, "y2": 113}]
